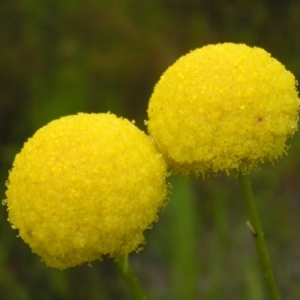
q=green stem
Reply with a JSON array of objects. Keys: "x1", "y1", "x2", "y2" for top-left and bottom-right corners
[
  {"x1": 169, "y1": 175, "x2": 199, "y2": 299},
  {"x1": 114, "y1": 255, "x2": 147, "y2": 300},
  {"x1": 237, "y1": 173, "x2": 280, "y2": 300}
]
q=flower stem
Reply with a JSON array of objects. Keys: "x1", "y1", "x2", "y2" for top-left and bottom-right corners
[
  {"x1": 237, "y1": 173, "x2": 280, "y2": 300},
  {"x1": 114, "y1": 255, "x2": 147, "y2": 300}
]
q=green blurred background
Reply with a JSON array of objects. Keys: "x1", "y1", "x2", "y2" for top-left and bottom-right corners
[{"x1": 1, "y1": 0, "x2": 300, "y2": 299}]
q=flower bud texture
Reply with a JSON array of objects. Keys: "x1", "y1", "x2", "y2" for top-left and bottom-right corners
[
  {"x1": 147, "y1": 43, "x2": 299, "y2": 175},
  {"x1": 5, "y1": 113, "x2": 168, "y2": 269}
]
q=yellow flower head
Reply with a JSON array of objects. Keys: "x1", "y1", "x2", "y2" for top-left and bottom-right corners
[
  {"x1": 147, "y1": 43, "x2": 299, "y2": 176},
  {"x1": 5, "y1": 113, "x2": 168, "y2": 269}
]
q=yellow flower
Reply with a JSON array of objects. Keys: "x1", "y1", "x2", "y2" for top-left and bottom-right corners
[
  {"x1": 5, "y1": 113, "x2": 168, "y2": 270},
  {"x1": 147, "y1": 43, "x2": 299, "y2": 176}
]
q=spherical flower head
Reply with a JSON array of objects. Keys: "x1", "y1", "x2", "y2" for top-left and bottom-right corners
[
  {"x1": 147, "y1": 43, "x2": 300, "y2": 176},
  {"x1": 5, "y1": 113, "x2": 168, "y2": 270}
]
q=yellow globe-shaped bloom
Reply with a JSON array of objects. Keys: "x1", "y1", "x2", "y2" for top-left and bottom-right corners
[
  {"x1": 5, "y1": 113, "x2": 168, "y2": 269},
  {"x1": 147, "y1": 43, "x2": 299, "y2": 175}
]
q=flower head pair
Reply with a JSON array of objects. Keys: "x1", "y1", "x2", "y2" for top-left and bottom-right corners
[{"x1": 5, "y1": 43, "x2": 299, "y2": 269}]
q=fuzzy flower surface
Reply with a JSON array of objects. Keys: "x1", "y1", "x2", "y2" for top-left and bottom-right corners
[
  {"x1": 147, "y1": 43, "x2": 299, "y2": 176},
  {"x1": 5, "y1": 113, "x2": 168, "y2": 270}
]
